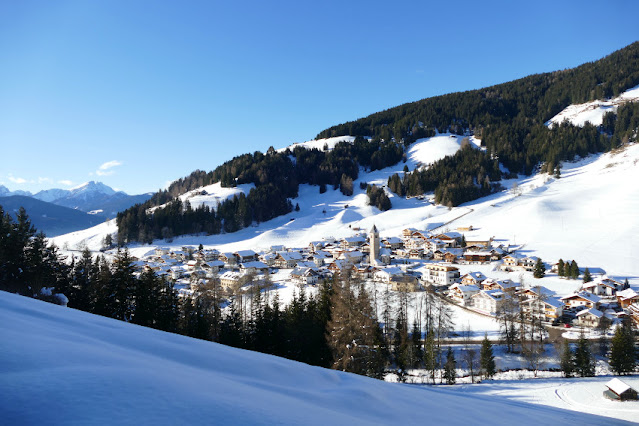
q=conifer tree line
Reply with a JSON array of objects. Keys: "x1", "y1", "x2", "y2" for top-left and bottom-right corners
[{"x1": 117, "y1": 137, "x2": 405, "y2": 243}]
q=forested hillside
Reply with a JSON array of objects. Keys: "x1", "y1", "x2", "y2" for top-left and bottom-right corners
[{"x1": 118, "y1": 42, "x2": 639, "y2": 243}]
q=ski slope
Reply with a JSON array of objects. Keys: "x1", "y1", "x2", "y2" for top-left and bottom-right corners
[{"x1": 0, "y1": 291, "x2": 632, "y2": 425}]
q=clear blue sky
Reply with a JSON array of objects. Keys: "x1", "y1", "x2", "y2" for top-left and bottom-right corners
[{"x1": 1, "y1": 0, "x2": 638, "y2": 194}]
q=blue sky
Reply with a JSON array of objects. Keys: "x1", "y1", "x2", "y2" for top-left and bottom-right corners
[{"x1": 1, "y1": 0, "x2": 638, "y2": 195}]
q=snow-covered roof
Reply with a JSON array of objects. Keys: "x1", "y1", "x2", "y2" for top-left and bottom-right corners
[
  {"x1": 617, "y1": 288, "x2": 639, "y2": 300},
  {"x1": 577, "y1": 308, "x2": 603, "y2": 318},
  {"x1": 606, "y1": 378, "x2": 635, "y2": 396}
]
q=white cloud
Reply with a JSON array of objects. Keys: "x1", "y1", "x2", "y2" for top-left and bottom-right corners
[
  {"x1": 8, "y1": 174, "x2": 28, "y2": 184},
  {"x1": 38, "y1": 177, "x2": 53, "y2": 184},
  {"x1": 58, "y1": 180, "x2": 73, "y2": 186},
  {"x1": 96, "y1": 160, "x2": 122, "y2": 176}
]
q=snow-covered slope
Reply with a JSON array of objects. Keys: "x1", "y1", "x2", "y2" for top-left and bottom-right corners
[
  {"x1": 0, "y1": 291, "x2": 630, "y2": 425},
  {"x1": 278, "y1": 135, "x2": 360, "y2": 152},
  {"x1": 53, "y1": 136, "x2": 639, "y2": 283},
  {"x1": 547, "y1": 84, "x2": 639, "y2": 128}
]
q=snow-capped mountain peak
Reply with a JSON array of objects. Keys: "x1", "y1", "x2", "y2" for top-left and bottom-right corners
[{"x1": 69, "y1": 181, "x2": 118, "y2": 196}]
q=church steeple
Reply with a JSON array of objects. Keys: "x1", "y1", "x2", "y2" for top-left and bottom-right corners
[{"x1": 369, "y1": 224, "x2": 380, "y2": 263}]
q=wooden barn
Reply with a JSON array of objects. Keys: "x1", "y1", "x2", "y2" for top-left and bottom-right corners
[{"x1": 604, "y1": 378, "x2": 638, "y2": 401}]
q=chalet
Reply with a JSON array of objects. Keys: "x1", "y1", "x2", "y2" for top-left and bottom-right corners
[
  {"x1": 170, "y1": 266, "x2": 183, "y2": 280},
  {"x1": 521, "y1": 297, "x2": 564, "y2": 323},
  {"x1": 561, "y1": 292, "x2": 601, "y2": 309},
  {"x1": 502, "y1": 253, "x2": 524, "y2": 268},
  {"x1": 328, "y1": 259, "x2": 351, "y2": 275},
  {"x1": 402, "y1": 228, "x2": 418, "y2": 238},
  {"x1": 259, "y1": 252, "x2": 278, "y2": 267},
  {"x1": 433, "y1": 249, "x2": 446, "y2": 261},
  {"x1": 520, "y1": 256, "x2": 539, "y2": 271},
  {"x1": 390, "y1": 275, "x2": 419, "y2": 292},
  {"x1": 239, "y1": 261, "x2": 269, "y2": 275},
  {"x1": 234, "y1": 250, "x2": 258, "y2": 263},
  {"x1": 421, "y1": 264, "x2": 460, "y2": 286},
  {"x1": 576, "y1": 308, "x2": 604, "y2": 328},
  {"x1": 456, "y1": 225, "x2": 473, "y2": 232},
  {"x1": 339, "y1": 250, "x2": 364, "y2": 264},
  {"x1": 219, "y1": 271, "x2": 245, "y2": 291},
  {"x1": 218, "y1": 252, "x2": 237, "y2": 267},
  {"x1": 461, "y1": 271, "x2": 487, "y2": 287},
  {"x1": 308, "y1": 241, "x2": 325, "y2": 252},
  {"x1": 604, "y1": 378, "x2": 638, "y2": 401},
  {"x1": 201, "y1": 260, "x2": 224, "y2": 274},
  {"x1": 341, "y1": 235, "x2": 366, "y2": 248},
  {"x1": 443, "y1": 251, "x2": 458, "y2": 263},
  {"x1": 518, "y1": 286, "x2": 555, "y2": 301},
  {"x1": 482, "y1": 278, "x2": 518, "y2": 293},
  {"x1": 408, "y1": 248, "x2": 425, "y2": 260},
  {"x1": 379, "y1": 248, "x2": 392, "y2": 265},
  {"x1": 448, "y1": 283, "x2": 480, "y2": 306},
  {"x1": 616, "y1": 288, "x2": 639, "y2": 309},
  {"x1": 351, "y1": 264, "x2": 375, "y2": 279},
  {"x1": 472, "y1": 290, "x2": 508, "y2": 315},
  {"x1": 382, "y1": 237, "x2": 403, "y2": 250},
  {"x1": 290, "y1": 267, "x2": 320, "y2": 286},
  {"x1": 582, "y1": 278, "x2": 618, "y2": 297},
  {"x1": 307, "y1": 250, "x2": 330, "y2": 267},
  {"x1": 201, "y1": 249, "x2": 219, "y2": 261},
  {"x1": 274, "y1": 251, "x2": 304, "y2": 269},
  {"x1": 373, "y1": 267, "x2": 403, "y2": 284},
  {"x1": 432, "y1": 232, "x2": 461, "y2": 248},
  {"x1": 463, "y1": 251, "x2": 492, "y2": 263}
]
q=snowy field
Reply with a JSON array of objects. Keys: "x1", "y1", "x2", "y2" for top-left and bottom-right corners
[{"x1": 1, "y1": 291, "x2": 633, "y2": 425}]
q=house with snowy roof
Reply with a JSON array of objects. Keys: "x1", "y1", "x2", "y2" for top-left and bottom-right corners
[
  {"x1": 482, "y1": 278, "x2": 518, "y2": 293},
  {"x1": 576, "y1": 308, "x2": 604, "y2": 328},
  {"x1": 290, "y1": 267, "x2": 320, "y2": 286},
  {"x1": 461, "y1": 271, "x2": 487, "y2": 287},
  {"x1": 382, "y1": 237, "x2": 403, "y2": 250},
  {"x1": 582, "y1": 277, "x2": 620, "y2": 297},
  {"x1": 448, "y1": 283, "x2": 480, "y2": 306},
  {"x1": 373, "y1": 267, "x2": 403, "y2": 284},
  {"x1": 616, "y1": 288, "x2": 639, "y2": 309},
  {"x1": 421, "y1": 264, "x2": 460, "y2": 286},
  {"x1": 561, "y1": 292, "x2": 601, "y2": 309},
  {"x1": 521, "y1": 297, "x2": 564, "y2": 323},
  {"x1": 472, "y1": 290, "x2": 508, "y2": 315},
  {"x1": 234, "y1": 250, "x2": 258, "y2": 263},
  {"x1": 274, "y1": 251, "x2": 304, "y2": 269}
]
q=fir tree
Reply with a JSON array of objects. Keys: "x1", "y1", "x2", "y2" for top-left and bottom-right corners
[
  {"x1": 533, "y1": 258, "x2": 546, "y2": 279},
  {"x1": 569, "y1": 260, "x2": 579, "y2": 279},
  {"x1": 480, "y1": 334, "x2": 496, "y2": 379},
  {"x1": 609, "y1": 320, "x2": 637, "y2": 375},
  {"x1": 582, "y1": 268, "x2": 593, "y2": 283},
  {"x1": 574, "y1": 330, "x2": 595, "y2": 377},
  {"x1": 443, "y1": 346, "x2": 457, "y2": 385},
  {"x1": 560, "y1": 341, "x2": 575, "y2": 378},
  {"x1": 557, "y1": 259, "x2": 565, "y2": 277}
]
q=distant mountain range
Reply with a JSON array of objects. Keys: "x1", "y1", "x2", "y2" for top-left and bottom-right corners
[{"x1": 0, "y1": 181, "x2": 152, "y2": 237}]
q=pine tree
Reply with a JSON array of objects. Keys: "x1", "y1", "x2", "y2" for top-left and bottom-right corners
[
  {"x1": 109, "y1": 249, "x2": 136, "y2": 322},
  {"x1": 533, "y1": 258, "x2": 546, "y2": 279},
  {"x1": 423, "y1": 327, "x2": 437, "y2": 384},
  {"x1": 557, "y1": 259, "x2": 565, "y2": 277},
  {"x1": 574, "y1": 330, "x2": 595, "y2": 377},
  {"x1": 569, "y1": 260, "x2": 579, "y2": 279},
  {"x1": 582, "y1": 268, "x2": 592, "y2": 283},
  {"x1": 480, "y1": 334, "x2": 496, "y2": 379},
  {"x1": 609, "y1": 320, "x2": 637, "y2": 375},
  {"x1": 443, "y1": 346, "x2": 457, "y2": 385},
  {"x1": 560, "y1": 341, "x2": 575, "y2": 377}
]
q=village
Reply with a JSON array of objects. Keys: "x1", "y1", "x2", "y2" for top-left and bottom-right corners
[{"x1": 123, "y1": 224, "x2": 639, "y2": 335}]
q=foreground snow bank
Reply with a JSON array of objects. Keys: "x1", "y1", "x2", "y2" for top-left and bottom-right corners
[{"x1": 0, "y1": 291, "x2": 630, "y2": 425}]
